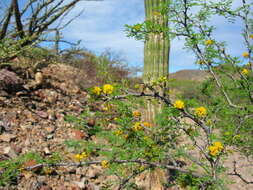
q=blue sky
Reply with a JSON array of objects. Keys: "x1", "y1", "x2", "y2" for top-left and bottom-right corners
[{"x1": 61, "y1": 0, "x2": 245, "y2": 73}]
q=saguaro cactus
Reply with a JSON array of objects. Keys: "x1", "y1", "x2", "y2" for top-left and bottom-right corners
[{"x1": 144, "y1": 0, "x2": 170, "y2": 82}]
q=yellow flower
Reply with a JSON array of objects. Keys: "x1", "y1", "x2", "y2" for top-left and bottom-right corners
[
  {"x1": 250, "y1": 34, "x2": 253, "y2": 39},
  {"x1": 101, "y1": 160, "x2": 109, "y2": 168},
  {"x1": 133, "y1": 122, "x2": 143, "y2": 131},
  {"x1": 143, "y1": 121, "x2": 152, "y2": 128},
  {"x1": 158, "y1": 76, "x2": 167, "y2": 83},
  {"x1": 242, "y1": 52, "x2": 249, "y2": 58},
  {"x1": 114, "y1": 130, "x2": 123, "y2": 136},
  {"x1": 92, "y1": 86, "x2": 102, "y2": 95},
  {"x1": 133, "y1": 24, "x2": 142, "y2": 31},
  {"x1": 75, "y1": 154, "x2": 82, "y2": 161},
  {"x1": 195, "y1": 107, "x2": 207, "y2": 117},
  {"x1": 205, "y1": 39, "x2": 213, "y2": 46},
  {"x1": 209, "y1": 146, "x2": 219, "y2": 156},
  {"x1": 208, "y1": 141, "x2": 224, "y2": 157},
  {"x1": 103, "y1": 84, "x2": 114, "y2": 94},
  {"x1": 242, "y1": 68, "x2": 249, "y2": 75},
  {"x1": 173, "y1": 100, "x2": 185, "y2": 109},
  {"x1": 81, "y1": 152, "x2": 88, "y2": 159},
  {"x1": 213, "y1": 141, "x2": 223, "y2": 151},
  {"x1": 197, "y1": 60, "x2": 205, "y2": 65},
  {"x1": 133, "y1": 110, "x2": 141, "y2": 118}
]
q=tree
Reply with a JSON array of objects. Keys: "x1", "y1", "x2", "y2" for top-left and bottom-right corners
[{"x1": 0, "y1": 0, "x2": 101, "y2": 63}]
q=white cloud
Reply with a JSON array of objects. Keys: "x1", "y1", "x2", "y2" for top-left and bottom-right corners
[{"x1": 61, "y1": 0, "x2": 247, "y2": 73}]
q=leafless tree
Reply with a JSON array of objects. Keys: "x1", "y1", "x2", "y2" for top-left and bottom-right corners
[{"x1": 0, "y1": 0, "x2": 102, "y2": 63}]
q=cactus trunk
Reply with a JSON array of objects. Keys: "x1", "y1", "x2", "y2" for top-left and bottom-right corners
[{"x1": 143, "y1": 0, "x2": 170, "y2": 82}]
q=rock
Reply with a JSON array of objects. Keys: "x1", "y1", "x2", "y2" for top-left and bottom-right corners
[
  {"x1": 45, "y1": 126, "x2": 55, "y2": 134},
  {"x1": 72, "y1": 129, "x2": 87, "y2": 140},
  {"x1": 36, "y1": 111, "x2": 48, "y2": 119},
  {"x1": 86, "y1": 165, "x2": 102, "y2": 178},
  {"x1": 72, "y1": 177, "x2": 87, "y2": 189},
  {"x1": 43, "y1": 147, "x2": 51, "y2": 155},
  {"x1": 3, "y1": 146, "x2": 18, "y2": 158},
  {"x1": 35, "y1": 72, "x2": 43, "y2": 85},
  {"x1": 0, "y1": 120, "x2": 11, "y2": 133},
  {"x1": 37, "y1": 176, "x2": 47, "y2": 183},
  {"x1": 0, "y1": 69, "x2": 24, "y2": 93},
  {"x1": 0, "y1": 133, "x2": 16, "y2": 142}
]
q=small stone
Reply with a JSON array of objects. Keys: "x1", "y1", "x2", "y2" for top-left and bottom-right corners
[
  {"x1": 72, "y1": 130, "x2": 86, "y2": 140},
  {"x1": 46, "y1": 134, "x2": 54, "y2": 140},
  {"x1": 35, "y1": 72, "x2": 43, "y2": 85},
  {"x1": 45, "y1": 126, "x2": 55, "y2": 134},
  {"x1": 3, "y1": 146, "x2": 18, "y2": 158},
  {"x1": 36, "y1": 111, "x2": 48, "y2": 119},
  {"x1": 37, "y1": 176, "x2": 47, "y2": 183},
  {"x1": 43, "y1": 147, "x2": 51, "y2": 155}
]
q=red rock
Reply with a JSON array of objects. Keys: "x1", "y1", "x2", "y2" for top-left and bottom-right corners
[{"x1": 72, "y1": 129, "x2": 86, "y2": 140}]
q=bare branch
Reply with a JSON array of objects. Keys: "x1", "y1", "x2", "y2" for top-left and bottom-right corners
[{"x1": 228, "y1": 161, "x2": 253, "y2": 184}]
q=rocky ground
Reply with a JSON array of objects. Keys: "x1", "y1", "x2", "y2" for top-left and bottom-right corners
[{"x1": 0, "y1": 64, "x2": 118, "y2": 190}]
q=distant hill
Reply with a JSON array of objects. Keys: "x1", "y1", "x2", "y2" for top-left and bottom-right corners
[{"x1": 169, "y1": 69, "x2": 209, "y2": 81}]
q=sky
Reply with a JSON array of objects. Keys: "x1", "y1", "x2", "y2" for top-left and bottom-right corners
[{"x1": 60, "y1": 0, "x2": 245, "y2": 73}]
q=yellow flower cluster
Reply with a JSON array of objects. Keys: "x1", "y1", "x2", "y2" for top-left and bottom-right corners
[
  {"x1": 250, "y1": 34, "x2": 253, "y2": 39},
  {"x1": 205, "y1": 39, "x2": 213, "y2": 46},
  {"x1": 158, "y1": 76, "x2": 167, "y2": 83},
  {"x1": 242, "y1": 68, "x2": 249, "y2": 75},
  {"x1": 114, "y1": 130, "x2": 123, "y2": 136},
  {"x1": 208, "y1": 142, "x2": 224, "y2": 157},
  {"x1": 133, "y1": 110, "x2": 141, "y2": 118},
  {"x1": 242, "y1": 52, "x2": 249, "y2": 58},
  {"x1": 197, "y1": 60, "x2": 205, "y2": 65},
  {"x1": 101, "y1": 160, "x2": 109, "y2": 168},
  {"x1": 195, "y1": 107, "x2": 207, "y2": 117},
  {"x1": 133, "y1": 24, "x2": 142, "y2": 31},
  {"x1": 103, "y1": 84, "x2": 114, "y2": 94},
  {"x1": 143, "y1": 121, "x2": 152, "y2": 128},
  {"x1": 92, "y1": 84, "x2": 114, "y2": 95},
  {"x1": 75, "y1": 152, "x2": 88, "y2": 161},
  {"x1": 174, "y1": 100, "x2": 185, "y2": 109},
  {"x1": 92, "y1": 86, "x2": 102, "y2": 95},
  {"x1": 133, "y1": 122, "x2": 143, "y2": 131}
]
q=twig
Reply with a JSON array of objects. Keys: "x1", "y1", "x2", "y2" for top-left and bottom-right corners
[
  {"x1": 24, "y1": 159, "x2": 203, "y2": 178},
  {"x1": 228, "y1": 161, "x2": 253, "y2": 184}
]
